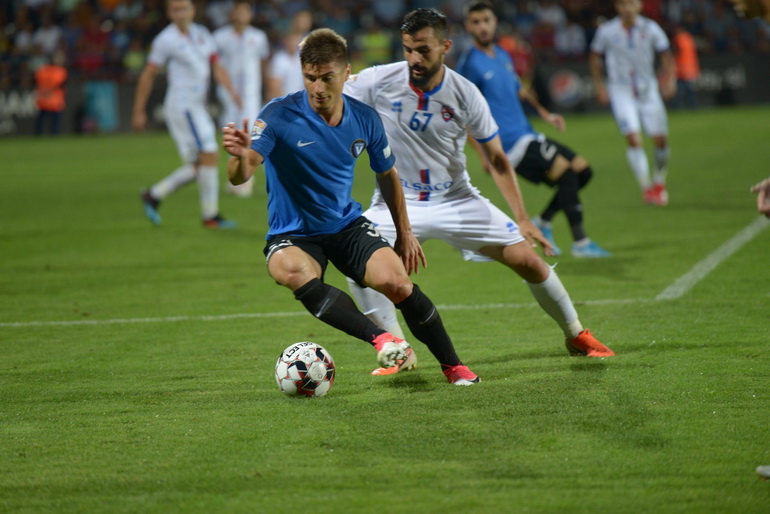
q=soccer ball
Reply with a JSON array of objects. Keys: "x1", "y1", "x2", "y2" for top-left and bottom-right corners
[{"x1": 275, "y1": 342, "x2": 335, "y2": 398}]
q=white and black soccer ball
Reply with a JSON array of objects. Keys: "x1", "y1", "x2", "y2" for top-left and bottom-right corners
[{"x1": 275, "y1": 342, "x2": 335, "y2": 398}]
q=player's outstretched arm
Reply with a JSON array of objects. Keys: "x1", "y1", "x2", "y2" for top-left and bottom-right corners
[
  {"x1": 480, "y1": 136, "x2": 556, "y2": 256},
  {"x1": 520, "y1": 87, "x2": 565, "y2": 132},
  {"x1": 376, "y1": 167, "x2": 427, "y2": 275},
  {"x1": 223, "y1": 119, "x2": 262, "y2": 185},
  {"x1": 131, "y1": 64, "x2": 159, "y2": 132},
  {"x1": 750, "y1": 176, "x2": 770, "y2": 218},
  {"x1": 213, "y1": 59, "x2": 242, "y2": 109},
  {"x1": 588, "y1": 53, "x2": 609, "y2": 106}
]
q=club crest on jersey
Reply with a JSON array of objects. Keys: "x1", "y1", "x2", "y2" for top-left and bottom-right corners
[
  {"x1": 441, "y1": 105, "x2": 455, "y2": 122},
  {"x1": 351, "y1": 139, "x2": 367, "y2": 158},
  {"x1": 251, "y1": 119, "x2": 266, "y2": 139}
]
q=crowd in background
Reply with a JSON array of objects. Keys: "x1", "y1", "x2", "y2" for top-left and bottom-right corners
[{"x1": 2, "y1": 0, "x2": 769, "y2": 92}]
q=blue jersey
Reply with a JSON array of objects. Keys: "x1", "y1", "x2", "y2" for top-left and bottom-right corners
[
  {"x1": 250, "y1": 90, "x2": 396, "y2": 239},
  {"x1": 456, "y1": 46, "x2": 535, "y2": 152}
]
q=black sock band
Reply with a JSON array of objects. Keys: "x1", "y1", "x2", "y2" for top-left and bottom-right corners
[
  {"x1": 294, "y1": 278, "x2": 385, "y2": 344},
  {"x1": 395, "y1": 284, "x2": 460, "y2": 366},
  {"x1": 555, "y1": 170, "x2": 587, "y2": 241}
]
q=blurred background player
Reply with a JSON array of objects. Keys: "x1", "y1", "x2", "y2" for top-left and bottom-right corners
[
  {"x1": 458, "y1": 1, "x2": 610, "y2": 258},
  {"x1": 344, "y1": 8, "x2": 615, "y2": 373},
  {"x1": 132, "y1": 0, "x2": 240, "y2": 229},
  {"x1": 222, "y1": 28, "x2": 479, "y2": 385},
  {"x1": 589, "y1": 0, "x2": 675, "y2": 206},
  {"x1": 214, "y1": 0, "x2": 269, "y2": 198},
  {"x1": 266, "y1": 30, "x2": 305, "y2": 100}
]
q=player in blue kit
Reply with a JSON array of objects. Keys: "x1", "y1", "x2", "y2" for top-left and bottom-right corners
[
  {"x1": 457, "y1": 1, "x2": 610, "y2": 258},
  {"x1": 222, "y1": 28, "x2": 479, "y2": 385}
]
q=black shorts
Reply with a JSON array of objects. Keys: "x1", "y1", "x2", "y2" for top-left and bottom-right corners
[
  {"x1": 515, "y1": 137, "x2": 577, "y2": 186},
  {"x1": 263, "y1": 216, "x2": 391, "y2": 285}
]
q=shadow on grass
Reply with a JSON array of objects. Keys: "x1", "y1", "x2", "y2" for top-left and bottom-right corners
[{"x1": 384, "y1": 372, "x2": 435, "y2": 393}]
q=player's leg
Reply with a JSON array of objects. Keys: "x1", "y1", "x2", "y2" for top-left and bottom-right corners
[
  {"x1": 547, "y1": 149, "x2": 610, "y2": 258},
  {"x1": 190, "y1": 108, "x2": 236, "y2": 228},
  {"x1": 610, "y1": 87, "x2": 652, "y2": 198},
  {"x1": 444, "y1": 194, "x2": 614, "y2": 357},
  {"x1": 362, "y1": 247, "x2": 478, "y2": 384},
  {"x1": 642, "y1": 93, "x2": 671, "y2": 205},
  {"x1": 265, "y1": 238, "x2": 391, "y2": 349},
  {"x1": 344, "y1": 202, "x2": 406, "y2": 340},
  {"x1": 480, "y1": 242, "x2": 614, "y2": 357},
  {"x1": 140, "y1": 108, "x2": 199, "y2": 225},
  {"x1": 513, "y1": 139, "x2": 564, "y2": 256},
  {"x1": 331, "y1": 218, "x2": 476, "y2": 384}
]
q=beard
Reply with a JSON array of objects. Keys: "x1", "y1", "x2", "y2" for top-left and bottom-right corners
[{"x1": 409, "y1": 60, "x2": 442, "y2": 89}]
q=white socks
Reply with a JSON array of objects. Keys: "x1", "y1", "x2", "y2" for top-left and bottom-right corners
[
  {"x1": 626, "y1": 146, "x2": 651, "y2": 190},
  {"x1": 347, "y1": 268, "x2": 583, "y2": 342},
  {"x1": 150, "y1": 164, "x2": 196, "y2": 199},
  {"x1": 346, "y1": 277, "x2": 406, "y2": 340},
  {"x1": 197, "y1": 164, "x2": 219, "y2": 220},
  {"x1": 526, "y1": 268, "x2": 583, "y2": 339},
  {"x1": 653, "y1": 145, "x2": 670, "y2": 184}
]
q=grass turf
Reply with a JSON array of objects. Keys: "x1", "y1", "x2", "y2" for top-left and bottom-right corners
[{"x1": 1, "y1": 105, "x2": 769, "y2": 513}]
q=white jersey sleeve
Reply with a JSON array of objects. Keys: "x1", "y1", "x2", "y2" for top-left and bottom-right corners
[
  {"x1": 147, "y1": 29, "x2": 171, "y2": 68},
  {"x1": 344, "y1": 66, "x2": 379, "y2": 106},
  {"x1": 590, "y1": 23, "x2": 609, "y2": 55},
  {"x1": 650, "y1": 21, "x2": 670, "y2": 53},
  {"x1": 464, "y1": 80, "x2": 499, "y2": 144}
]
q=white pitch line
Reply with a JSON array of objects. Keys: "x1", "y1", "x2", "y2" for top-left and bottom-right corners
[
  {"x1": 3, "y1": 216, "x2": 765, "y2": 329},
  {"x1": 0, "y1": 298, "x2": 650, "y2": 329},
  {"x1": 655, "y1": 216, "x2": 769, "y2": 301}
]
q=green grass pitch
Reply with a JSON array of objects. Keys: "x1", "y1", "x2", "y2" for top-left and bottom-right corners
[{"x1": 1, "y1": 105, "x2": 769, "y2": 513}]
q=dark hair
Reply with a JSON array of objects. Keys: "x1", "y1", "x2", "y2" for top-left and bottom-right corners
[
  {"x1": 400, "y1": 8, "x2": 448, "y2": 41},
  {"x1": 299, "y1": 28, "x2": 348, "y2": 67},
  {"x1": 464, "y1": 0, "x2": 495, "y2": 18}
]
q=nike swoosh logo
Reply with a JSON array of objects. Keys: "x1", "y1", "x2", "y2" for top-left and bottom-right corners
[{"x1": 297, "y1": 140, "x2": 316, "y2": 147}]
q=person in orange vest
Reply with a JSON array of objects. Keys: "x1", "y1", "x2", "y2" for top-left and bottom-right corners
[
  {"x1": 34, "y1": 50, "x2": 67, "y2": 135},
  {"x1": 671, "y1": 24, "x2": 700, "y2": 109}
]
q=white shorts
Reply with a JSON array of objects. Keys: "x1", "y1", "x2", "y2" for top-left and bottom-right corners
[
  {"x1": 608, "y1": 83, "x2": 668, "y2": 137},
  {"x1": 364, "y1": 188, "x2": 526, "y2": 262},
  {"x1": 164, "y1": 102, "x2": 218, "y2": 163}
]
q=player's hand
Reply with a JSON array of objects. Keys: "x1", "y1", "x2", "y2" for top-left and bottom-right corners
[
  {"x1": 394, "y1": 233, "x2": 427, "y2": 275},
  {"x1": 661, "y1": 78, "x2": 676, "y2": 100},
  {"x1": 222, "y1": 119, "x2": 250, "y2": 158},
  {"x1": 750, "y1": 177, "x2": 770, "y2": 218},
  {"x1": 519, "y1": 219, "x2": 556, "y2": 257},
  {"x1": 546, "y1": 113, "x2": 566, "y2": 132},
  {"x1": 132, "y1": 111, "x2": 147, "y2": 132}
]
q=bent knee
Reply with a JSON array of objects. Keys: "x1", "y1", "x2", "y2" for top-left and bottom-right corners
[{"x1": 370, "y1": 277, "x2": 413, "y2": 304}]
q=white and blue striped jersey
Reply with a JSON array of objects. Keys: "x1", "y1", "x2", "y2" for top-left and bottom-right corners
[
  {"x1": 590, "y1": 15, "x2": 670, "y2": 90},
  {"x1": 147, "y1": 23, "x2": 217, "y2": 106},
  {"x1": 344, "y1": 62, "x2": 498, "y2": 202}
]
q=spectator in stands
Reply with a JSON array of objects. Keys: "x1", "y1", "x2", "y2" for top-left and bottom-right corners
[
  {"x1": 34, "y1": 48, "x2": 66, "y2": 135},
  {"x1": 32, "y1": 13, "x2": 61, "y2": 56},
  {"x1": 555, "y1": 15, "x2": 587, "y2": 59},
  {"x1": 671, "y1": 24, "x2": 700, "y2": 109}
]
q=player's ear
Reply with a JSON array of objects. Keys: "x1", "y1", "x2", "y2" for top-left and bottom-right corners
[
  {"x1": 344, "y1": 63, "x2": 351, "y2": 81},
  {"x1": 443, "y1": 38, "x2": 453, "y2": 55}
]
